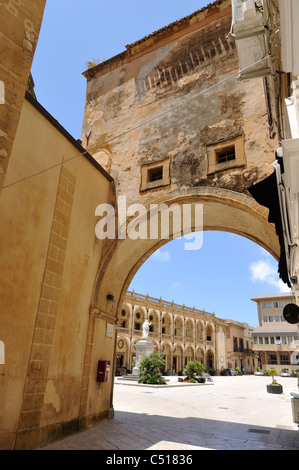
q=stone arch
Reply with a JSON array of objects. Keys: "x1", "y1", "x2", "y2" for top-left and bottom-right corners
[
  {"x1": 160, "y1": 342, "x2": 172, "y2": 371},
  {"x1": 185, "y1": 318, "x2": 194, "y2": 340},
  {"x1": 173, "y1": 344, "x2": 184, "y2": 374},
  {"x1": 148, "y1": 309, "x2": 159, "y2": 334},
  {"x1": 206, "y1": 348, "x2": 215, "y2": 371},
  {"x1": 119, "y1": 304, "x2": 130, "y2": 329},
  {"x1": 91, "y1": 188, "x2": 279, "y2": 323},
  {"x1": 206, "y1": 322, "x2": 215, "y2": 342},
  {"x1": 161, "y1": 312, "x2": 172, "y2": 335},
  {"x1": 116, "y1": 336, "x2": 130, "y2": 369},
  {"x1": 133, "y1": 307, "x2": 146, "y2": 333},
  {"x1": 196, "y1": 320, "x2": 205, "y2": 341},
  {"x1": 185, "y1": 345, "x2": 195, "y2": 365},
  {"x1": 174, "y1": 315, "x2": 183, "y2": 339},
  {"x1": 196, "y1": 346, "x2": 205, "y2": 364}
]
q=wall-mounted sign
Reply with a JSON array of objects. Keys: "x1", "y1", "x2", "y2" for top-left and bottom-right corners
[
  {"x1": 106, "y1": 322, "x2": 114, "y2": 338},
  {"x1": 0, "y1": 341, "x2": 5, "y2": 364}
]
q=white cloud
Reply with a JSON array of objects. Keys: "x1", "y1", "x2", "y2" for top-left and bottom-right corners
[
  {"x1": 172, "y1": 281, "x2": 182, "y2": 289},
  {"x1": 249, "y1": 259, "x2": 291, "y2": 293},
  {"x1": 152, "y1": 249, "x2": 171, "y2": 262}
]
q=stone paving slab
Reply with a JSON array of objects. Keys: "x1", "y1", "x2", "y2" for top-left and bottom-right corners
[{"x1": 40, "y1": 376, "x2": 299, "y2": 452}]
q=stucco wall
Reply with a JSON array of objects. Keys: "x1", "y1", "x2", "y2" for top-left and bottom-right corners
[{"x1": 0, "y1": 96, "x2": 113, "y2": 449}]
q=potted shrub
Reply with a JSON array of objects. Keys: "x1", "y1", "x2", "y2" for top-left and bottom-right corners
[
  {"x1": 138, "y1": 353, "x2": 166, "y2": 385},
  {"x1": 180, "y1": 360, "x2": 206, "y2": 383},
  {"x1": 265, "y1": 368, "x2": 283, "y2": 394}
]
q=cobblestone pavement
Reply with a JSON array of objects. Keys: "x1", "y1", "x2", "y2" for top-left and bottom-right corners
[{"x1": 41, "y1": 376, "x2": 299, "y2": 451}]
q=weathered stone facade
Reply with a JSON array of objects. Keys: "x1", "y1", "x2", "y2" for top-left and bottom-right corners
[
  {"x1": 0, "y1": 0, "x2": 46, "y2": 192},
  {"x1": 82, "y1": 0, "x2": 276, "y2": 205},
  {"x1": 82, "y1": 0, "x2": 279, "y2": 329}
]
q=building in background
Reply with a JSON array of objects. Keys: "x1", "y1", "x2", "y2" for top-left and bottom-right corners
[
  {"x1": 251, "y1": 293, "x2": 299, "y2": 372},
  {"x1": 116, "y1": 291, "x2": 256, "y2": 374},
  {"x1": 224, "y1": 319, "x2": 257, "y2": 372}
]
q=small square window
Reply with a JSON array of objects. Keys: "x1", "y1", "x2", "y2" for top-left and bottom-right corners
[
  {"x1": 216, "y1": 145, "x2": 236, "y2": 164},
  {"x1": 140, "y1": 158, "x2": 170, "y2": 192},
  {"x1": 148, "y1": 166, "x2": 163, "y2": 182},
  {"x1": 206, "y1": 135, "x2": 245, "y2": 175}
]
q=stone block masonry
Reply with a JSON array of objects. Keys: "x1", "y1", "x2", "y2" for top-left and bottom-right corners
[{"x1": 15, "y1": 165, "x2": 76, "y2": 450}]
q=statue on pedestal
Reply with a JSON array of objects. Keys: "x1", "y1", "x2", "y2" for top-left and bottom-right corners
[{"x1": 142, "y1": 319, "x2": 151, "y2": 338}]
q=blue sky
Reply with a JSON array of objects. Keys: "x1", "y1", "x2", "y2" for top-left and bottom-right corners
[{"x1": 31, "y1": 1, "x2": 290, "y2": 327}]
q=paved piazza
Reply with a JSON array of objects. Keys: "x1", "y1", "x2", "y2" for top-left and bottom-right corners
[{"x1": 41, "y1": 375, "x2": 299, "y2": 451}]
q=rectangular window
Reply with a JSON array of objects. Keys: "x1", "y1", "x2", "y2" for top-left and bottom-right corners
[
  {"x1": 281, "y1": 315, "x2": 286, "y2": 322},
  {"x1": 216, "y1": 145, "x2": 236, "y2": 164},
  {"x1": 279, "y1": 302, "x2": 284, "y2": 308},
  {"x1": 269, "y1": 316, "x2": 273, "y2": 322},
  {"x1": 258, "y1": 337, "x2": 263, "y2": 344},
  {"x1": 263, "y1": 316, "x2": 268, "y2": 322},
  {"x1": 270, "y1": 337, "x2": 275, "y2": 344},
  {"x1": 206, "y1": 135, "x2": 245, "y2": 175},
  {"x1": 262, "y1": 302, "x2": 267, "y2": 309},
  {"x1": 268, "y1": 354, "x2": 277, "y2": 365},
  {"x1": 275, "y1": 336, "x2": 281, "y2": 345},
  {"x1": 273, "y1": 302, "x2": 278, "y2": 308},
  {"x1": 267, "y1": 303, "x2": 272, "y2": 309},
  {"x1": 148, "y1": 166, "x2": 163, "y2": 182},
  {"x1": 253, "y1": 337, "x2": 257, "y2": 344},
  {"x1": 275, "y1": 316, "x2": 280, "y2": 322},
  {"x1": 282, "y1": 337, "x2": 287, "y2": 344},
  {"x1": 280, "y1": 354, "x2": 290, "y2": 365},
  {"x1": 135, "y1": 323, "x2": 140, "y2": 330},
  {"x1": 265, "y1": 337, "x2": 269, "y2": 344},
  {"x1": 140, "y1": 158, "x2": 170, "y2": 192}
]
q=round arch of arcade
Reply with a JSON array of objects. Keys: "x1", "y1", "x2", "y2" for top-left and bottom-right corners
[
  {"x1": 92, "y1": 188, "x2": 279, "y2": 316},
  {"x1": 89, "y1": 187, "x2": 280, "y2": 384}
]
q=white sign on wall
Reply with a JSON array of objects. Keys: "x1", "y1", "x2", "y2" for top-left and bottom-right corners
[
  {"x1": 0, "y1": 341, "x2": 5, "y2": 365},
  {"x1": 106, "y1": 323, "x2": 114, "y2": 338}
]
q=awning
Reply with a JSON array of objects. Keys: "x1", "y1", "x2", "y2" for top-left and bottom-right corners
[{"x1": 248, "y1": 158, "x2": 292, "y2": 288}]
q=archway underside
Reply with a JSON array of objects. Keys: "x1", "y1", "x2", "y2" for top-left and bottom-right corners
[{"x1": 92, "y1": 188, "x2": 280, "y2": 321}]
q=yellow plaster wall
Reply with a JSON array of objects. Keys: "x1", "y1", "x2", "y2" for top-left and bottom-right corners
[{"x1": 0, "y1": 97, "x2": 113, "y2": 449}]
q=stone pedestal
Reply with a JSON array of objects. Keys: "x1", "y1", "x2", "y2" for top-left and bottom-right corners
[{"x1": 132, "y1": 337, "x2": 155, "y2": 376}]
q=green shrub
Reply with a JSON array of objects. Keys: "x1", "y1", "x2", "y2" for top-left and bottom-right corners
[
  {"x1": 183, "y1": 360, "x2": 205, "y2": 380},
  {"x1": 138, "y1": 353, "x2": 166, "y2": 385}
]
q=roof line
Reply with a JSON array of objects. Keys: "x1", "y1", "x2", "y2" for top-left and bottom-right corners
[
  {"x1": 125, "y1": 0, "x2": 224, "y2": 49},
  {"x1": 25, "y1": 91, "x2": 113, "y2": 182}
]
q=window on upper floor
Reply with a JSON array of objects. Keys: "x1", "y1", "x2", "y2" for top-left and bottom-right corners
[
  {"x1": 216, "y1": 145, "x2": 236, "y2": 164},
  {"x1": 206, "y1": 135, "x2": 246, "y2": 175},
  {"x1": 140, "y1": 158, "x2": 170, "y2": 192}
]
